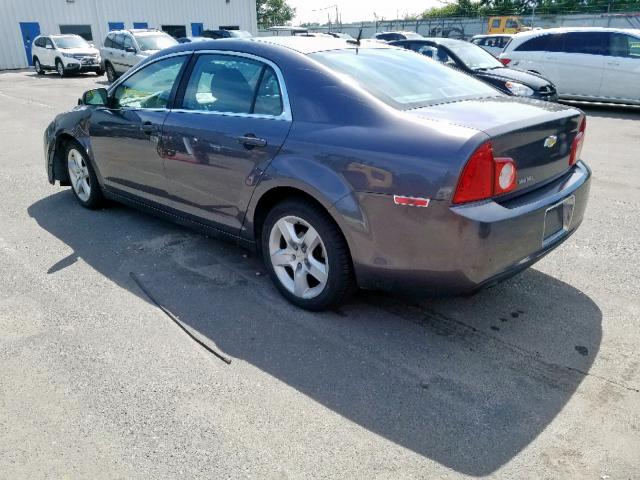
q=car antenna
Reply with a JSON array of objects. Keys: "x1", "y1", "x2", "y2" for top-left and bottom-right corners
[{"x1": 347, "y1": 28, "x2": 363, "y2": 47}]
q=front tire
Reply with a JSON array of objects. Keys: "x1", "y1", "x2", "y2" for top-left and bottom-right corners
[
  {"x1": 34, "y1": 58, "x2": 45, "y2": 75},
  {"x1": 56, "y1": 59, "x2": 66, "y2": 77},
  {"x1": 105, "y1": 62, "x2": 116, "y2": 83},
  {"x1": 65, "y1": 141, "x2": 104, "y2": 209},
  {"x1": 96, "y1": 68, "x2": 105, "y2": 76},
  {"x1": 261, "y1": 199, "x2": 355, "y2": 311}
]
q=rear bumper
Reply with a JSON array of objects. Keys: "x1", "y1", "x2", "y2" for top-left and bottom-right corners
[{"x1": 349, "y1": 161, "x2": 591, "y2": 294}]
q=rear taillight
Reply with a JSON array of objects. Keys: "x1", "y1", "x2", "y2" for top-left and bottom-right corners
[
  {"x1": 569, "y1": 116, "x2": 586, "y2": 166},
  {"x1": 500, "y1": 57, "x2": 511, "y2": 66},
  {"x1": 453, "y1": 142, "x2": 517, "y2": 204}
]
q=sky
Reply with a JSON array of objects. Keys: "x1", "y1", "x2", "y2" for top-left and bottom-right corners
[{"x1": 287, "y1": 0, "x2": 439, "y2": 25}]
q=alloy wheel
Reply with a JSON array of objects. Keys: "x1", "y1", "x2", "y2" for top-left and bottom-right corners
[
  {"x1": 268, "y1": 215, "x2": 329, "y2": 299},
  {"x1": 57, "y1": 62, "x2": 64, "y2": 77},
  {"x1": 67, "y1": 148, "x2": 91, "y2": 202}
]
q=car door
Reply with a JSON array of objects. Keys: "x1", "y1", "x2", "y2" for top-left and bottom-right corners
[
  {"x1": 43, "y1": 37, "x2": 56, "y2": 66},
  {"x1": 161, "y1": 52, "x2": 292, "y2": 233},
  {"x1": 89, "y1": 54, "x2": 189, "y2": 205},
  {"x1": 110, "y1": 34, "x2": 128, "y2": 73},
  {"x1": 600, "y1": 32, "x2": 640, "y2": 102},
  {"x1": 550, "y1": 31, "x2": 606, "y2": 97}
]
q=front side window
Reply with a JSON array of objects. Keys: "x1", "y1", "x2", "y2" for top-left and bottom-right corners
[
  {"x1": 181, "y1": 54, "x2": 283, "y2": 116},
  {"x1": 113, "y1": 34, "x2": 124, "y2": 50},
  {"x1": 491, "y1": 19, "x2": 501, "y2": 28},
  {"x1": 123, "y1": 35, "x2": 135, "y2": 51},
  {"x1": 311, "y1": 47, "x2": 499, "y2": 110},
  {"x1": 506, "y1": 20, "x2": 518, "y2": 29},
  {"x1": 112, "y1": 56, "x2": 186, "y2": 109},
  {"x1": 608, "y1": 33, "x2": 640, "y2": 58},
  {"x1": 563, "y1": 32, "x2": 607, "y2": 55}
]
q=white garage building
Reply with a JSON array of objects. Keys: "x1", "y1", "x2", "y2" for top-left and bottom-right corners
[{"x1": 0, "y1": 0, "x2": 258, "y2": 69}]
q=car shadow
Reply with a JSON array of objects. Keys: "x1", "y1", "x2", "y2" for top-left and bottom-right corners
[{"x1": 28, "y1": 190, "x2": 603, "y2": 476}]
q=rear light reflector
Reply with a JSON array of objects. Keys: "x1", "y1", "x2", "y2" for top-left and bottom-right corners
[
  {"x1": 500, "y1": 57, "x2": 511, "y2": 66},
  {"x1": 393, "y1": 195, "x2": 430, "y2": 207},
  {"x1": 453, "y1": 142, "x2": 518, "y2": 204},
  {"x1": 569, "y1": 116, "x2": 586, "y2": 166}
]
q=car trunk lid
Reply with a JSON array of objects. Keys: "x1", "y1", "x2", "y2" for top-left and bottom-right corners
[{"x1": 406, "y1": 97, "x2": 584, "y2": 194}]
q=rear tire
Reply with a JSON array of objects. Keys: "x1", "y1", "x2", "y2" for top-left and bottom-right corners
[
  {"x1": 96, "y1": 68, "x2": 105, "y2": 76},
  {"x1": 56, "y1": 59, "x2": 66, "y2": 77},
  {"x1": 261, "y1": 199, "x2": 356, "y2": 311},
  {"x1": 34, "y1": 58, "x2": 45, "y2": 75},
  {"x1": 64, "y1": 141, "x2": 105, "y2": 210}
]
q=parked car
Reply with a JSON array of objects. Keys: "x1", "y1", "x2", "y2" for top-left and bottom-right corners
[
  {"x1": 499, "y1": 27, "x2": 640, "y2": 105},
  {"x1": 392, "y1": 38, "x2": 557, "y2": 101},
  {"x1": 471, "y1": 34, "x2": 513, "y2": 56},
  {"x1": 177, "y1": 36, "x2": 210, "y2": 44},
  {"x1": 100, "y1": 29, "x2": 178, "y2": 83},
  {"x1": 32, "y1": 34, "x2": 103, "y2": 77},
  {"x1": 44, "y1": 37, "x2": 590, "y2": 310},
  {"x1": 201, "y1": 29, "x2": 252, "y2": 39},
  {"x1": 374, "y1": 31, "x2": 423, "y2": 42},
  {"x1": 487, "y1": 16, "x2": 530, "y2": 34}
]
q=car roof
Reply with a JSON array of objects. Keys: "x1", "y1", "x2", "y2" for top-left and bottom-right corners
[
  {"x1": 513, "y1": 26, "x2": 640, "y2": 38},
  {"x1": 109, "y1": 29, "x2": 167, "y2": 36},
  {"x1": 472, "y1": 34, "x2": 513, "y2": 38},
  {"x1": 395, "y1": 37, "x2": 468, "y2": 48},
  {"x1": 250, "y1": 36, "x2": 394, "y2": 54}
]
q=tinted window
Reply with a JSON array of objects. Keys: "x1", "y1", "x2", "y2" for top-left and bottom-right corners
[
  {"x1": 161, "y1": 25, "x2": 187, "y2": 39},
  {"x1": 113, "y1": 56, "x2": 186, "y2": 109},
  {"x1": 516, "y1": 34, "x2": 549, "y2": 51},
  {"x1": 45, "y1": 38, "x2": 54, "y2": 48},
  {"x1": 104, "y1": 35, "x2": 113, "y2": 48},
  {"x1": 34, "y1": 37, "x2": 45, "y2": 47},
  {"x1": 59, "y1": 25, "x2": 93, "y2": 41},
  {"x1": 563, "y1": 32, "x2": 607, "y2": 55},
  {"x1": 491, "y1": 19, "x2": 501, "y2": 28},
  {"x1": 608, "y1": 33, "x2": 640, "y2": 58},
  {"x1": 181, "y1": 54, "x2": 265, "y2": 113},
  {"x1": 253, "y1": 68, "x2": 283, "y2": 116},
  {"x1": 311, "y1": 48, "x2": 499, "y2": 110}
]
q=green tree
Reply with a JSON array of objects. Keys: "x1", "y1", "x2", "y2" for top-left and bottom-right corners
[{"x1": 257, "y1": 0, "x2": 296, "y2": 27}]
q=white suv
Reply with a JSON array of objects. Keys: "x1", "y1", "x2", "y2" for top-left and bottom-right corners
[
  {"x1": 499, "y1": 27, "x2": 640, "y2": 105},
  {"x1": 32, "y1": 34, "x2": 103, "y2": 77},
  {"x1": 100, "y1": 29, "x2": 178, "y2": 83}
]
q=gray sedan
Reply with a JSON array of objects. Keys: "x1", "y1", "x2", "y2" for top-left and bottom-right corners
[{"x1": 44, "y1": 37, "x2": 591, "y2": 310}]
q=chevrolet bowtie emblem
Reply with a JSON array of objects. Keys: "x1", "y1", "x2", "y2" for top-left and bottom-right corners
[{"x1": 544, "y1": 135, "x2": 558, "y2": 148}]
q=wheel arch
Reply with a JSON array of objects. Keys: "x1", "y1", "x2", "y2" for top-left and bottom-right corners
[{"x1": 49, "y1": 131, "x2": 96, "y2": 186}]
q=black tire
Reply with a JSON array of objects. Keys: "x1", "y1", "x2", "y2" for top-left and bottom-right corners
[
  {"x1": 261, "y1": 199, "x2": 356, "y2": 311},
  {"x1": 55, "y1": 59, "x2": 66, "y2": 77},
  {"x1": 105, "y1": 62, "x2": 116, "y2": 83},
  {"x1": 33, "y1": 57, "x2": 45, "y2": 75},
  {"x1": 64, "y1": 141, "x2": 105, "y2": 209},
  {"x1": 96, "y1": 68, "x2": 105, "y2": 76}
]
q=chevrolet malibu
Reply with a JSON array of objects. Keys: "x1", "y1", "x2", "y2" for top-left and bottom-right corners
[{"x1": 44, "y1": 37, "x2": 591, "y2": 310}]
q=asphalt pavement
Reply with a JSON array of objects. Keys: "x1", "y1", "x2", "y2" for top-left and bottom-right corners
[{"x1": 0, "y1": 69, "x2": 638, "y2": 479}]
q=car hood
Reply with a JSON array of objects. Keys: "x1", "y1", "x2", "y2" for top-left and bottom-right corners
[
  {"x1": 474, "y1": 67, "x2": 552, "y2": 89},
  {"x1": 59, "y1": 47, "x2": 100, "y2": 56},
  {"x1": 405, "y1": 96, "x2": 576, "y2": 137}
]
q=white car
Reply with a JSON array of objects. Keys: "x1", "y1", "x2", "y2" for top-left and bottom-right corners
[
  {"x1": 499, "y1": 27, "x2": 640, "y2": 105},
  {"x1": 32, "y1": 34, "x2": 103, "y2": 77},
  {"x1": 100, "y1": 29, "x2": 178, "y2": 83},
  {"x1": 471, "y1": 34, "x2": 513, "y2": 57}
]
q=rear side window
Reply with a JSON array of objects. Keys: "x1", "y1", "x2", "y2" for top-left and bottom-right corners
[
  {"x1": 505, "y1": 20, "x2": 518, "y2": 29},
  {"x1": 491, "y1": 19, "x2": 501, "y2": 28},
  {"x1": 34, "y1": 37, "x2": 45, "y2": 47},
  {"x1": 181, "y1": 54, "x2": 283, "y2": 116},
  {"x1": 104, "y1": 35, "x2": 113, "y2": 48},
  {"x1": 516, "y1": 34, "x2": 549, "y2": 51},
  {"x1": 563, "y1": 32, "x2": 607, "y2": 55}
]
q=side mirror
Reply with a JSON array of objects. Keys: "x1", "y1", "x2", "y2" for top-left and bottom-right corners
[
  {"x1": 125, "y1": 46, "x2": 136, "y2": 53},
  {"x1": 80, "y1": 88, "x2": 109, "y2": 107}
]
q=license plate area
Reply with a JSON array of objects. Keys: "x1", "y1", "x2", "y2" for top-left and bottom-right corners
[{"x1": 543, "y1": 195, "x2": 575, "y2": 246}]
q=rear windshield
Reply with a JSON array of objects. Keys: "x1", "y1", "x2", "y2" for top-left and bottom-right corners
[
  {"x1": 447, "y1": 43, "x2": 504, "y2": 70},
  {"x1": 135, "y1": 34, "x2": 178, "y2": 51},
  {"x1": 53, "y1": 36, "x2": 89, "y2": 49},
  {"x1": 310, "y1": 47, "x2": 500, "y2": 110}
]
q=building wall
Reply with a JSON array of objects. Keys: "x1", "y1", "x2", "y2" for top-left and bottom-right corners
[{"x1": 0, "y1": 0, "x2": 257, "y2": 69}]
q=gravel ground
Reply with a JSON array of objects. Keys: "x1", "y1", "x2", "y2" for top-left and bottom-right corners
[{"x1": 0, "y1": 69, "x2": 638, "y2": 479}]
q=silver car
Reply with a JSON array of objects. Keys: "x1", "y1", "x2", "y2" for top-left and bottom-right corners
[{"x1": 100, "y1": 29, "x2": 177, "y2": 82}]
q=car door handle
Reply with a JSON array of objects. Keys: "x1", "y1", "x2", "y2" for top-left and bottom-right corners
[
  {"x1": 606, "y1": 61, "x2": 620, "y2": 66},
  {"x1": 141, "y1": 122, "x2": 158, "y2": 134},
  {"x1": 237, "y1": 134, "x2": 267, "y2": 148}
]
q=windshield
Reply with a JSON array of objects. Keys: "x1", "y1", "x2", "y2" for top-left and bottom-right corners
[
  {"x1": 311, "y1": 48, "x2": 500, "y2": 110},
  {"x1": 404, "y1": 32, "x2": 423, "y2": 39},
  {"x1": 53, "y1": 36, "x2": 90, "y2": 49},
  {"x1": 135, "y1": 34, "x2": 178, "y2": 51},
  {"x1": 229, "y1": 30, "x2": 252, "y2": 38},
  {"x1": 447, "y1": 43, "x2": 503, "y2": 70}
]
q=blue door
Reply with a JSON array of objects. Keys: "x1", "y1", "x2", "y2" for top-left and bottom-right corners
[
  {"x1": 133, "y1": 22, "x2": 148, "y2": 29},
  {"x1": 19, "y1": 22, "x2": 40, "y2": 66},
  {"x1": 191, "y1": 23, "x2": 204, "y2": 36},
  {"x1": 108, "y1": 22, "x2": 125, "y2": 31}
]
